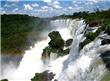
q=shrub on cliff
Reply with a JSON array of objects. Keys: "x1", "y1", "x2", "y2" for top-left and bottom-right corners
[
  {"x1": 79, "y1": 39, "x2": 91, "y2": 50},
  {"x1": 85, "y1": 32, "x2": 96, "y2": 41}
]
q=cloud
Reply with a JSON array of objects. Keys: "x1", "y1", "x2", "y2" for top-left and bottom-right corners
[
  {"x1": 44, "y1": 0, "x2": 62, "y2": 9},
  {"x1": 43, "y1": 0, "x2": 52, "y2": 3},
  {"x1": 4, "y1": 4, "x2": 10, "y2": 7},
  {"x1": 24, "y1": 4, "x2": 33, "y2": 10},
  {"x1": 0, "y1": 8, "x2": 4, "y2": 11},
  {"x1": 32, "y1": 3, "x2": 39, "y2": 7},
  {"x1": 41, "y1": 6, "x2": 48, "y2": 9},
  {"x1": 41, "y1": 6, "x2": 49, "y2": 13},
  {"x1": 1, "y1": 10, "x2": 6, "y2": 14},
  {"x1": 87, "y1": 0, "x2": 104, "y2": 3},
  {"x1": 68, "y1": 6, "x2": 73, "y2": 9},
  {"x1": 53, "y1": 4, "x2": 62, "y2": 9},
  {"x1": 11, "y1": 3, "x2": 17, "y2": 6},
  {"x1": 53, "y1": 0, "x2": 60, "y2": 5},
  {"x1": 7, "y1": 0, "x2": 19, "y2": 2},
  {"x1": 13, "y1": 8, "x2": 19, "y2": 12}
]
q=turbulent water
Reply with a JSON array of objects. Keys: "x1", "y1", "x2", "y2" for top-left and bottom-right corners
[{"x1": 1, "y1": 19, "x2": 110, "y2": 81}]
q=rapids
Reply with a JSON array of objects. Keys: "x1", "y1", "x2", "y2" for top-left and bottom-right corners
[{"x1": 1, "y1": 19, "x2": 109, "y2": 81}]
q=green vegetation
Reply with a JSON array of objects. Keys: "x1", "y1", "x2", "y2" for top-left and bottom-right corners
[
  {"x1": 52, "y1": 9, "x2": 110, "y2": 50},
  {"x1": 80, "y1": 23, "x2": 110, "y2": 49},
  {"x1": 100, "y1": 51, "x2": 110, "y2": 70},
  {"x1": 1, "y1": 14, "x2": 49, "y2": 55},
  {"x1": 31, "y1": 71, "x2": 55, "y2": 81},
  {"x1": 65, "y1": 39, "x2": 73, "y2": 47},
  {"x1": 48, "y1": 31, "x2": 64, "y2": 50},
  {"x1": 31, "y1": 73, "x2": 46, "y2": 81},
  {"x1": 1, "y1": 79, "x2": 8, "y2": 81},
  {"x1": 57, "y1": 9, "x2": 110, "y2": 27},
  {"x1": 101, "y1": 71, "x2": 110, "y2": 81},
  {"x1": 42, "y1": 31, "x2": 71, "y2": 60},
  {"x1": 2, "y1": 9, "x2": 110, "y2": 55}
]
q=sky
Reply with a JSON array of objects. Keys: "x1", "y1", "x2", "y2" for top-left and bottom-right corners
[{"x1": 1, "y1": 0, "x2": 110, "y2": 17}]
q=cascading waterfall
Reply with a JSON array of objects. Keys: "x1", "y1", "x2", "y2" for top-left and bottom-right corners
[
  {"x1": 57, "y1": 21, "x2": 110, "y2": 81},
  {"x1": 2, "y1": 19, "x2": 109, "y2": 81},
  {"x1": 58, "y1": 40, "x2": 109, "y2": 81},
  {"x1": 62, "y1": 20, "x2": 86, "y2": 70},
  {"x1": 3, "y1": 19, "x2": 74, "y2": 81}
]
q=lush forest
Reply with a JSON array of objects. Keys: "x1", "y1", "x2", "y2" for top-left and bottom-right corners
[
  {"x1": 1, "y1": 9, "x2": 110, "y2": 56},
  {"x1": 51, "y1": 9, "x2": 110, "y2": 50},
  {"x1": 1, "y1": 14, "x2": 50, "y2": 55},
  {"x1": 1, "y1": 9, "x2": 110, "y2": 81},
  {"x1": 53, "y1": 9, "x2": 110, "y2": 27}
]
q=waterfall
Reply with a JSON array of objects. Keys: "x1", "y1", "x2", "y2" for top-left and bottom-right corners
[
  {"x1": 57, "y1": 20, "x2": 109, "y2": 81},
  {"x1": 1, "y1": 19, "x2": 109, "y2": 81},
  {"x1": 3, "y1": 19, "x2": 74, "y2": 81},
  {"x1": 62, "y1": 20, "x2": 86, "y2": 70}
]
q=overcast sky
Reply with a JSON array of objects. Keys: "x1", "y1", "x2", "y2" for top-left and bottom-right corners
[{"x1": 1, "y1": 0, "x2": 110, "y2": 17}]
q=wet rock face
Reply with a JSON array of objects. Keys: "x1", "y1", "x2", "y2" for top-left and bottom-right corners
[
  {"x1": 100, "y1": 51, "x2": 110, "y2": 70},
  {"x1": 65, "y1": 39, "x2": 73, "y2": 47},
  {"x1": 48, "y1": 31, "x2": 64, "y2": 50},
  {"x1": 31, "y1": 71, "x2": 55, "y2": 81},
  {"x1": 42, "y1": 31, "x2": 65, "y2": 63},
  {"x1": 101, "y1": 39, "x2": 110, "y2": 45},
  {"x1": 104, "y1": 25, "x2": 110, "y2": 35}
]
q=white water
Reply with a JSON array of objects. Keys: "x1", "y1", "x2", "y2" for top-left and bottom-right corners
[
  {"x1": 57, "y1": 20, "x2": 109, "y2": 81},
  {"x1": 1, "y1": 19, "x2": 109, "y2": 81}
]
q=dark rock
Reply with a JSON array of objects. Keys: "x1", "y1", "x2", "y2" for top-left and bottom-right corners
[
  {"x1": 104, "y1": 25, "x2": 110, "y2": 35},
  {"x1": 42, "y1": 31, "x2": 65, "y2": 62},
  {"x1": 101, "y1": 39, "x2": 110, "y2": 45},
  {"x1": 1, "y1": 79, "x2": 8, "y2": 81},
  {"x1": 48, "y1": 31, "x2": 64, "y2": 50},
  {"x1": 100, "y1": 51, "x2": 110, "y2": 70},
  {"x1": 42, "y1": 46, "x2": 51, "y2": 60},
  {"x1": 63, "y1": 48, "x2": 70, "y2": 55},
  {"x1": 89, "y1": 21, "x2": 98, "y2": 27},
  {"x1": 79, "y1": 39, "x2": 91, "y2": 50},
  {"x1": 31, "y1": 71, "x2": 55, "y2": 81},
  {"x1": 65, "y1": 39, "x2": 73, "y2": 47},
  {"x1": 54, "y1": 79, "x2": 58, "y2": 81}
]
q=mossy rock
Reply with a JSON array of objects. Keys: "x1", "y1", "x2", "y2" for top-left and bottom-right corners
[
  {"x1": 79, "y1": 39, "x2": 91, "y2": 50},
  {"x1": 42, "y1": 31, "x2": 70, "y2": 60},
  {"x1": 101, "y1": 39, "x2": 110, "y2": 45},
  {"x1": 65, "y1": 39, "x2": 73, "y2": 47},
  {"x1": 31, "y1": 71, "x2": 55, "y2": 81},
  {"x1": 1, "y1": 79, "x2": 8, "y2": 81},
  {"x1": 101, "y1": 71, "x2": 110, "y2": 81},
  {"x1": 105, "y1": 25, "x2": 110, "y2": 35},
  {"x1": 100, "y1": 51, "x2": 110, "y2": 70},
  {"x1": 48, "y1": 31, "x2": 64, "y2": 50}
]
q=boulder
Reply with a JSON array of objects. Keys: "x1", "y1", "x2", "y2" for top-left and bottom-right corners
[
  {"x1": 1, "y1": 79, "x2": 8, "y2": 81},
  {"x1": 31, "y1": 71, "x2": 55, "y2": 81},
  {"x1": 48, "y1": 31, "x2": 64, "y2": 50},
  {"x1": 101, "y1": 39, "x2": 110, "y2": 45},
  {"x1": 65, "y1": 39, "x2": 73, "y2": 47},
  {"x1": 100, "y1": 51, "x2": 110, "y2": 70}
]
